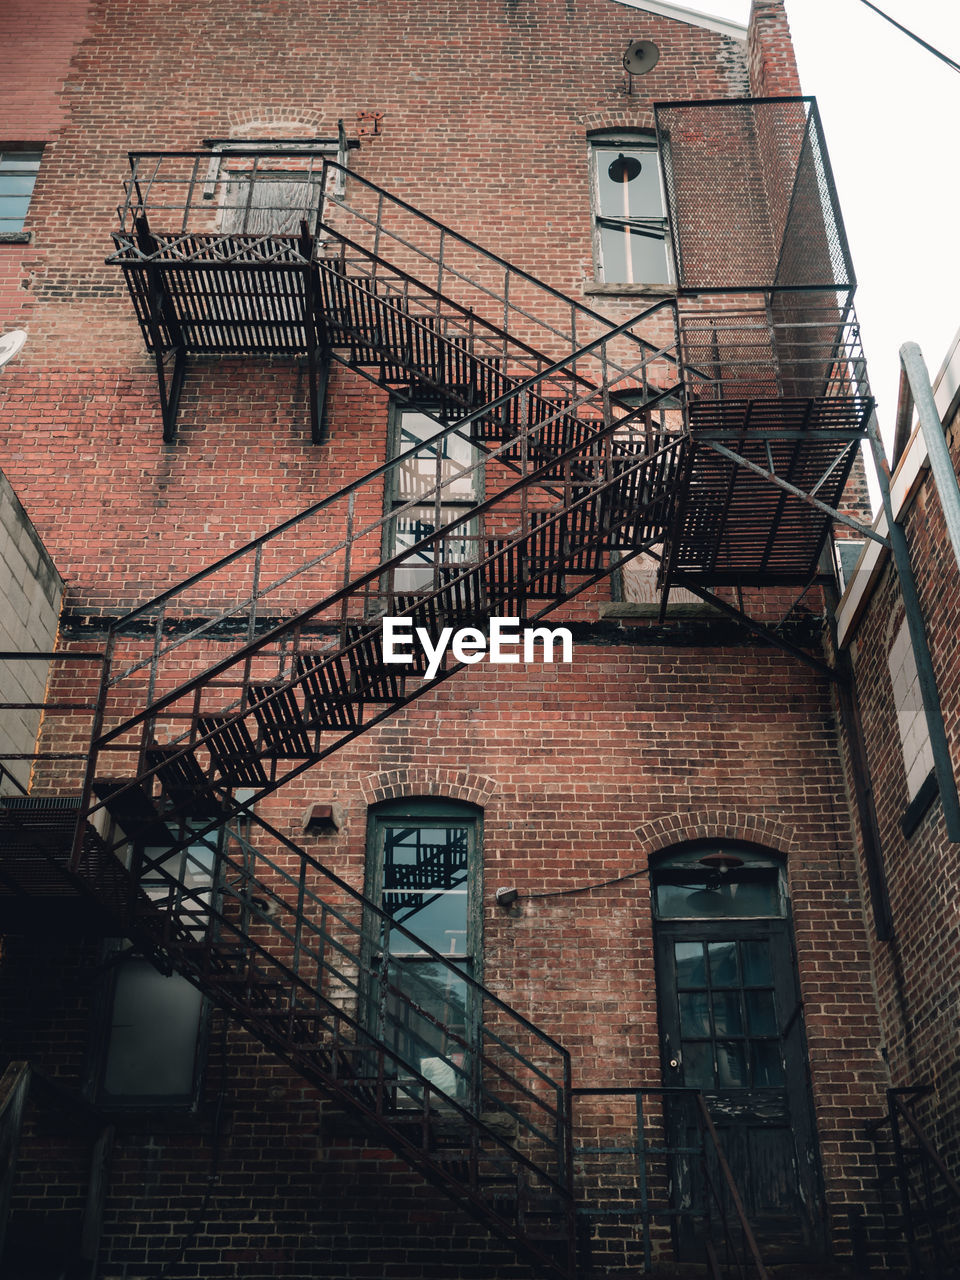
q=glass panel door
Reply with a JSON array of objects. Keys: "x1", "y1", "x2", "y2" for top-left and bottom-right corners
[{"x1": 367, "y1": 804, "x2": 480, "y2": 1105}]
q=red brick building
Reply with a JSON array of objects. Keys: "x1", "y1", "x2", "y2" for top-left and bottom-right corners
[{"x1": 0, "y1": 0, "x2": 954, "y2": 1276}]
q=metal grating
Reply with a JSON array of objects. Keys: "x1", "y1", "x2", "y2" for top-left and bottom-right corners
[{"x1": 655, "y1": 97, "x2": 854, "y2": 295}]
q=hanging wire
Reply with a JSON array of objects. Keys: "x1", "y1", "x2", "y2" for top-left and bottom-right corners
[{"x1": 856, "y1": 0, "x2": 960, "y2": 75}]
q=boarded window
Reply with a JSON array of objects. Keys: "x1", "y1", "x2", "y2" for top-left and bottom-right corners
[{"x1": 887, "y1": 617, "x2": 934, "y2": 800}]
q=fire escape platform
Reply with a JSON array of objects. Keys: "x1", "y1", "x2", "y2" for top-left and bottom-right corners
[
  {"x1": 673, "y1": 393, "x2": 870, "y2": 586},
  {"x1": 0, "y1": 799, "x2": 138, "y2": 930},
  {"x1": 111, "y1": 227, "x2": 316, "y2": 355}
]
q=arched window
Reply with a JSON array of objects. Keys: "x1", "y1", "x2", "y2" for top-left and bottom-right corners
[{"x1": 651, "y1": 843, "x2": 785, "y2": 920}]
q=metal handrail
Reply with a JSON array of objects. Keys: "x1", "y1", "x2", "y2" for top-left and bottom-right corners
[
  {"x1": 105, "y1": 294, "x2": 678, "y2": 639},
  {"x1": 571, "y1": 1086, "x2": 769, "y2": 1278},
  {"x1": 0, "y1": 1060, "x2": 30, "y2": 1262},
  {"x1": 109, "y1": 149, "x2": 663, "y2": 352},
  {"x1": 694, "y1": 1094, "x2": 770, "y2": 1280},
  {"x1": 127, "y1": 814, "x2": 575, "y2": 1273},
  {"x1": 870, "y1": 1086, "x2": 960, "y2": 1275}
]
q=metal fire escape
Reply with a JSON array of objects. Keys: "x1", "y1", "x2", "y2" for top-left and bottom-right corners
[{"x1": 0, "y1": 96, "x2": 906, "y2": 1278}]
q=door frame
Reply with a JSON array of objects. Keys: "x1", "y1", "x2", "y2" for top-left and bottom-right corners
[{"x1": 650, "y1": 843, "x2": 827, "y2": 1262}]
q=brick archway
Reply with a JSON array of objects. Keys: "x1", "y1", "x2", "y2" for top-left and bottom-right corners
[
  {"x1": 359, "y1": 767, "x2": 498, "y2": 810},
  {"x1": 224, "y1": 108, "x2": 328, "y2": 135},
  {"x1": 633, "y1": 811, "x2": 798, "y2": 863}
]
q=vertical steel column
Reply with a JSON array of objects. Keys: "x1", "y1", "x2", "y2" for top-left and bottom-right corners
[
  {"x1": 866, "y1": 410, "x2": 960, "y2": 840},
  {"x1": 899, "y1": 341, "x2": 960, "y2": 574}
]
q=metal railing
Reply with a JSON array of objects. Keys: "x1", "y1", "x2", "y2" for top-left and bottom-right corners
[
  {"x1": 129, "y1": 814, "x2": 576, "y2": 1277},
  {"x1": 0, "y1": 1061, "x2": 30, "y2": 1263},
  {"x1": 572, "y1": 1087, "x2": 768, "y2": 1279},
  {"x1": 868, "y1": 1086, "x2": 960, "y2": 1277},
  {"x1": 678, "y1": 293, "x2": 870, "y2": 411},
  {"x1": 67, "y1": 301, "x2": 683, "y2": 868}
]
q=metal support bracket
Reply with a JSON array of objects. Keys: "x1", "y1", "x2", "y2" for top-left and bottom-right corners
[
  {"x1": 301, "y1": 240, "x2": 331, "y2": 445},
  {"x1": 646, "y1": 547, "x2": 841, "y2": 682},
  {"x1": 701, "y1": 438, "x2": 888, "y2": 547},
  {"x1": 135, "y1": 214, "x2": 189, "y2": 443},
  {"x1": 155, "y1": 345, "x2": 187, "y2": 445}
]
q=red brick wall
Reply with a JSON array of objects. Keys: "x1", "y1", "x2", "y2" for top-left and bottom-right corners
[{"x1": 0, "y1": 0, "x2": 94, "y2": 321}]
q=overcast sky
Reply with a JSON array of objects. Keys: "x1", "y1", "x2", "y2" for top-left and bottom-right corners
[{"x1": 691, "y1": 0, "x2": 960, "y2": 457}]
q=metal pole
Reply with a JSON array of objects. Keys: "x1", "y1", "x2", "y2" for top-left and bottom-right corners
[
  {"x1": 866, "y1": 410, "x2": 960, "y2": 841},
  {"x1": 899, "y1": 341, "x2": 960, "y2": 575}
]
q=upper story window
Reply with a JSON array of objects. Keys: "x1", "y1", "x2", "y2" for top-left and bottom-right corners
[
  {"x1": 887, "y1": 617, "x2": 934, "y2": 802},
  {"x1": 385, "y1": 408, "x2": 481, "y2": 595},
  {"x1": 0, "y1": 148, "x2": 43, "y2": 238},
  {"x1": 205, "y1": 136, "x2": 346, "y2": 237},
  {"x1": 590, "y1": 133, "x2": 671, "y2": 286}
]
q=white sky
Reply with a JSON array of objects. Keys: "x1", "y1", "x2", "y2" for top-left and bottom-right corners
[{"x1": 693, "y1": 0, "x2": 960, "y2": 456}]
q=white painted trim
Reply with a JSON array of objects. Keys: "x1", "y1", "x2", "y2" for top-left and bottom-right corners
[
  {"x1": 836, "y1": 333, "x2": 960, "y2": 646},
  {"x1": 933, "y1": 325, "x2": 960, "y2": 428},
  {"x1": 608, "y1": 0, "x2": 748, "y2": 41},
  {"x1": 835, "y1": 425, "x2": 931, "y2": 646}
]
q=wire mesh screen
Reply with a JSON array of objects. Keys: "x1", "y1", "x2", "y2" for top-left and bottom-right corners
[{"x1": 655, "y1": 98, "x2": 854, "y2": 294}]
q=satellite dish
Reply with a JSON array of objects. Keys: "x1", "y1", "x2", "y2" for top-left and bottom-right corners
[
  {"x1": 0, "y1": 329, "x2": 27, "y2": 371},
  {"x1": 623, "y1": 39, "x2": 660, "y2": 75}
]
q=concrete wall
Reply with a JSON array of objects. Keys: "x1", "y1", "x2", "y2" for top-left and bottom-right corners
[{"x1": 0, "y1": 469, "x2": 62, "y2": 793}]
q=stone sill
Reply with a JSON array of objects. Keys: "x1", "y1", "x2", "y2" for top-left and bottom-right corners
[
  {"x1": 600, "y1": 602, "x2": 724, "y2": 621},
  {"x1": 583, "y1": 282, "x2": 676, "y2": 299}
]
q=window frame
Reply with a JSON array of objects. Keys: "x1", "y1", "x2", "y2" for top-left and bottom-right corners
[
  {"x1": 887, "y1": 615, "x2": 936, "y2": 804},
  {"x1": 651, "y1": 844, "x2": 788, "y2": 922},
  {"x1": 0, "y1": 145, "x2": 44, "y2": 243},
  {"x1": 203, "y1": 134, "x2": 349, "y2": 234},
  {"x1": 87, "y1": 825, "x2": 222, "y2": 1112},
  {"x1": 381, "y1": 405, "x2": 484, "y2": 597},
  {"x1": 588, "y1": 130, "x2": 673, "y2": 287},
  {"x1": 362, "y1": 797, "x2": 484, "y2": 1104}
]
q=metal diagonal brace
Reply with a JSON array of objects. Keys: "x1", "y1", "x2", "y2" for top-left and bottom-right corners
[
  {"x1": 645, "y1": 549, "x2": 841, "y2": 683},
  {"x1": 702, "y1": 439, "x2": 888, "y2": 547}
]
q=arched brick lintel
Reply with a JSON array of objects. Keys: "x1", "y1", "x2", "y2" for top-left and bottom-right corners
[
  {"x1": 633, "y1": 812, "x2": 799, "y2": 863},
  {"x1": 358, "y1": 768, "x2": 499, "y2": 810}
]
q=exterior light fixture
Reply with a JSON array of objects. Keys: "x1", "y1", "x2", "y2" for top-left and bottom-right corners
[
  {"x1": 495, "y1": 887, "x2": 520, "y2": 909},
  {"x1": 303, "y1": 802, "x2": 341, "y2": 835},
  {"x1": 697, "y1": 851, "x2": 745, "y2": 874}
]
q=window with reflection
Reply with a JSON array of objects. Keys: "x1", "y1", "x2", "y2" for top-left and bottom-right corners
[
  {"x1": 365, "y1": 799, "x2": 481, "y2": 1103},
  {"x1": 653, "y1": 845, "x2": 785, "y2": 920},
  {"x1": 590, "y1": 133, "x2": 671, "y2": 285},
  {"x1": 385, "y1": 409, "x2": 481, "y2": 595},
  {"x1": 0, "y1": 148, "x2": 42, "y2": 235}
]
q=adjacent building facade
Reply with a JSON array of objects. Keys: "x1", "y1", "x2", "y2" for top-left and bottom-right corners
[{"x1": 0, "y1": 0, "x2": 957, "y2": 1277}]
